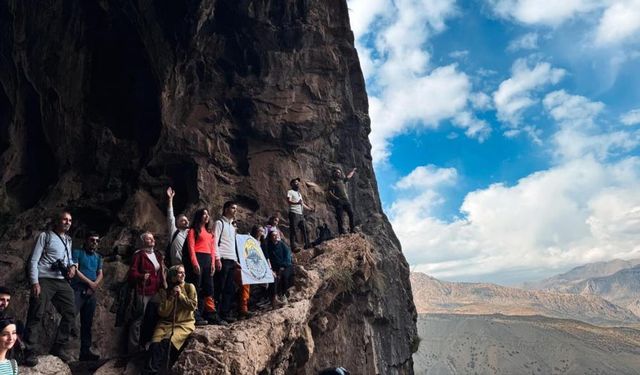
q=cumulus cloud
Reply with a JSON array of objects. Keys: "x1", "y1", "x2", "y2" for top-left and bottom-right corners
[
  {"x1": 621, "y1": 109, "x2": 640, "y2": 126},
  {"x1": 348, "y1": 0, "x2": 491, "y2": 163},
  {"x1": 393, "y1": 157, "x2": 640, "y2": 283},
  {"x1": 395, "y1": 165, "x2": 457, "y2": 190},
  {"x1": 543, "y1": 90, "x2": 640, "y2": 160},
  {"x1": 486, "y1": 0, "x2": 602, "y2": 26},
  {"x1": 493, "y1": 59, "x2": 565, "y2": 128},
  {"x1": 595, "y1": 0, "x2": 640, "y2": 45}
]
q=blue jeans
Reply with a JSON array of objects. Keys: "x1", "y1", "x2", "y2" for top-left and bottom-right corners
[{"x1": 74, "y1": 286, "x2": 97, "y2": 354}]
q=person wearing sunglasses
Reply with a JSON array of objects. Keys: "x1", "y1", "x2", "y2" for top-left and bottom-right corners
[{"x1": 71, "y1": 231, "x2": 104, "y2": 361}]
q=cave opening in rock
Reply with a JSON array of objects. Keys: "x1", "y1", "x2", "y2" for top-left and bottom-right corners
[
  {"x1": 5, "y1": 82, "x2": 58, "y2": 210},
  {"x1": 86, "y1": 7, "x2": 161, "y2": 159}
]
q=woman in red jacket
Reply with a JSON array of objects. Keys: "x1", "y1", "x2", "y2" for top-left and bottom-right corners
[
  {"x1": 186, "y1": 209, "x2": 225, "y2": 326},
  {"x1": 128, "y1": 232, "x2": 166, "y2": 353}
]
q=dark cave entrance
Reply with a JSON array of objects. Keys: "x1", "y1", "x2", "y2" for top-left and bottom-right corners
[
  {"x1": 86, "y1": 6, "x2": 162, "y2": 160},
  {"x1": 5, "y1": 82, "x2": 58, "y2": 210}
]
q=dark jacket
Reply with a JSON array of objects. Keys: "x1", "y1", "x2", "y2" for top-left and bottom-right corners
[{"x1": 266, "y1": 240, "x2": 292, "y2": 270}]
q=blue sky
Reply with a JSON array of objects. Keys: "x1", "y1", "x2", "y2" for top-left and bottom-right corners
[{"x1": 348, "y1": 0, "x2": 640, "y2": 284}]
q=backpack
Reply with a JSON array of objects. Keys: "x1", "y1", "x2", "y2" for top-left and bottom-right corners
[
  {"x1": 165, "y1": 229, "x2": 180, "y2": 267},
  {"x1": 313, "y1": 223, "x2": 333, "y2": 246}
]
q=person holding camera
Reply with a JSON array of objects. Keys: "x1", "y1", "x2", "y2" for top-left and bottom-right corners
[
  {"x1": 23, "y1": 211, "x2": 78, "y2": 366},
  {"x1": 71, "y1": 232, "x2": 103, "y2": 361}
]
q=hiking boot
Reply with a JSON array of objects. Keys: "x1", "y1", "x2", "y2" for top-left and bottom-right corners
[
  {"x1": 50, "y1": 347, "x2": 74, "y2": 363},
  {"x1": 238, "y1": 310, "x2": 254, "y2": 319},
  {"x1": 79, "y1": 351, "x2": 100, "y2": 361},
  {"x1": 195, "y1": 318, "x2": 209, "y2": 326},
  {"x1": 207, "y1": 314, "x2": 229, "y2": 326},
  {"x1": 22, "y1": 351, "x2": 39, "y2": 367},
  {"x1": 220, "y1": 314, "x2": 237, "y2": 323}
]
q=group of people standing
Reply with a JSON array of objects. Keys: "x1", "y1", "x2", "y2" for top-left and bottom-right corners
[{"x1": 1, "y1": 167, "x2": 357, "y2": 374}]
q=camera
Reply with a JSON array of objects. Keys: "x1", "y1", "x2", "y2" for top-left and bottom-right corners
[{"x1": 52, "y1": 259, "x2": 70, "y2": 277}]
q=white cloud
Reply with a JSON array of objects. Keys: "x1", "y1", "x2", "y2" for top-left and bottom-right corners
[
  {"x1": 348, "y1": 0, "x2": 493, "y2": 163},
  {"x1": 469, "y1": 92, "x2": 493, "y2": 110},
  {"x1": 493, "y1": 59, "x2": 565, "y2": 127},
  {"x1": 595, "y1": 0, "x2": 640, "y2": 45},
  {"x1": 449, "y1": 50, "x2": 470, "y2": 59},
  {"x1": 507, "y1": 32, "x2": 540, "y2": 51},
  {"x1": 393, "y1": 156, "x2": 640, "y2": 283},
  {"x1": 395, "y1": 165, "x2": 457, "y2": 190},
  {"x1": 486, "y1": 0, "x2": 603, "y2": 26},
  {"x1": 621, "y1": 109, "x2": 640, "y2": 126},
  {"x1": 543, "y1": 90, "x2": 640, "y2": 160}
]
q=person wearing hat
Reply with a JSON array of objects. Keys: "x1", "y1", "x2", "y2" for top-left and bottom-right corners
[{"x1": 286, "y1": 178, "x2": 312, "y2": 250}]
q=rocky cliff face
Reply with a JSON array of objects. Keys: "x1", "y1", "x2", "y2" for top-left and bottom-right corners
[{"x1": 0, "y1": 0, "x2": 416, "y2": 373}]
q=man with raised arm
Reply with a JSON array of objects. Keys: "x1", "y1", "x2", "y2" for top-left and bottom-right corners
[
  {"x1": 166, "y1": 187, "x2": 190, "y2": 266},
  {"x1": 328, "y1": 167, "x2": 357, "y2": 234}
]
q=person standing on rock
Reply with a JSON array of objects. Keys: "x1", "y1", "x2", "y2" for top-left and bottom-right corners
[
  {"x1": 265, "y1": 230, "x2": 294, "y2": 304},
  {"x1": 71, "y1": 232, "x2": 103, "y2": 361},
  {"x1": 23, "y1": 210, "x2": 77, "y2": 366},
  {"x1": 128, "y1": 232, "x2": 166, "y2": 353},
  {"x1": 166, "y1": 187, "x2": 190, "y2": 267},
  {"x1": 213, "y1": 201, "x2": 240, "y2": 323},
  {"x1": 328, "y1": 167, "x2": 357, "y2": 234},
  {"x1": 185, "y1": 209, "x2": 225, "y2": 326},
  {"x1": 146, "y1": 265, "x2": 197, "y2": 374},
  {"x1": 287, "y1": 178, "x2": 312, "y2": 250}
]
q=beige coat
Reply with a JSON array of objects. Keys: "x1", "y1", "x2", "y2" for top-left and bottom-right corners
[{"x1": 151, "y1": 282, "x2": 197, "y2": 350}]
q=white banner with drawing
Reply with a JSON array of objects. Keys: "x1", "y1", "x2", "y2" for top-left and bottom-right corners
[{"x1": 236, "y1": 234, "x2": 274, "y2": 285}]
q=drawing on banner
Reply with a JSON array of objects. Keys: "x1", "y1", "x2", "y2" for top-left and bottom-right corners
[{"x1": 237, "y1": 234, "x2": 275, "y2": 285}]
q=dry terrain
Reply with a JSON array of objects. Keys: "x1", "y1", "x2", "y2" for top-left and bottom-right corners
[
  {"x1": 414, "y1": 314, "x2": 640, "y2": 375},
  {"x1": 410, "y1": 273, "x2": 640, "y2": 325}
]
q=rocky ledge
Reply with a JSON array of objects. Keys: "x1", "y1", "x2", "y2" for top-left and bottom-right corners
[{"x1": 84, "y1": 234, "x2": 410, "y2": 374}]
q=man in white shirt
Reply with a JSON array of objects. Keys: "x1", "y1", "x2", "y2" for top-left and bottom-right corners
[
  {"x1": 166, "y1": 187, "x2": 189, "y2": 266},
  {"x1": 287, "y1": 178, "x2": 312, "y2": 250},
  {"x1": 213, "y1": 201, "x2": 239, "y2": 323}
]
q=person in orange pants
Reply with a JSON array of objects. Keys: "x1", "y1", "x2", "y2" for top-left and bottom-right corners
[{"x1": 234, "y1": 268, "x2": 252, "y2": 318}]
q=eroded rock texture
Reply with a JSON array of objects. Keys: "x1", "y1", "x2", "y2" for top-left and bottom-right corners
[{"x1": 0, "y1": 1, "x2": 417, "y2": 373}]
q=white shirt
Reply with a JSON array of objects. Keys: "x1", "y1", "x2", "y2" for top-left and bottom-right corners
[
  {"x1": 214, "y1": 217, "x2": 238, "y2": 261},
  {"x1": 145, "y1": 250, "x2": 161, "y2": 271},
  {"x1": 287, "y1": 189, "x2": 303, "y2": 215}
]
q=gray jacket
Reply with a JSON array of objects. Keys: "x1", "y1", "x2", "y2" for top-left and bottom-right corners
[{"x1": 29, "y1": 231, "x2": 76, "y2": 285}]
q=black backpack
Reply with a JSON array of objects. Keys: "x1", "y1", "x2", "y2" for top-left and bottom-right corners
[{"x1": 313, "y1": 223, "x2": 333, "y2": 246}]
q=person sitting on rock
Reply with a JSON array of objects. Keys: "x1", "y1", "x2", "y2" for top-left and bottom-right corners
[
  {"x1": 128, "y1": 232, "x2": 166, "y2": 353},
  {"x1": 0, "y1": 318, "x2": 18, "y2": 375},
  {"x1": 166, "y1": 187, "x2": 189, "y2": 267},
  {"x1": 146, "y1": 265, "x2": 197, "y2": 374},
  {"x1": 327, "y1": 167, "x2": 357, "y2": 234},
  {"x1": 264, "y1": 215, "x2": 284, "y2": 245},
  {"x1": 287, "y1": 178, "x2": 312, "y2": 250},
  {"x1": 71, "y1": 231, "x2": 103, "y2": 361},
  {"x1": 265, "y1": 230, "x2": 294, "y2": 304},
  {"x1": 185, "y1": 209, "x2": 225, "y2": 326},
  {"x1": 23, "y1": 210, "x2": 77, "y2": 366}
]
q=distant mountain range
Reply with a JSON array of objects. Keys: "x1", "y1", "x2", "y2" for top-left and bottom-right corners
[
  {"x1": 410, "y1": 272, "x2": 640, "y2": 325},
  {"x1": 523, "y1": 258, "x2": 640, "y2": 317}
]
